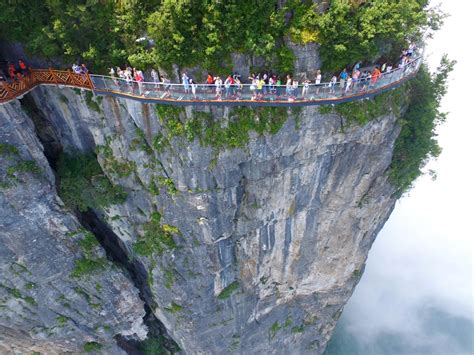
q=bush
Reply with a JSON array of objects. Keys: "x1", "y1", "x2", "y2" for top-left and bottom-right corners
[
  {"x1": 133, "y1": 212, "x2": 180, "y2": 257},
  {"x1": 217, "y1": 281, "x2": 239, "y2": 300},
  {"x1": 389, "y1": 56, "x2": 455, "y2": 194},
  {"x1": 138, "y1": 336, "x2": 168, "y2": 355},
  {"x1": 57, "y1": 152, "x2": 127, "y2": 212},
  {"x1": 83, "y1": 341, "x2": 102, "y2": 353},
  {"x1": 71, "y1": 258, "x2": 106, "y2": 278}
]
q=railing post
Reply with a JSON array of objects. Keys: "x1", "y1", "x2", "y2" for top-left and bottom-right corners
[
  {"x1": 86, "y1": 73, "x2": 95, "y2": 90},
  {"x1": 49, "y1": 68, "x2": 58, "y2": 85}
]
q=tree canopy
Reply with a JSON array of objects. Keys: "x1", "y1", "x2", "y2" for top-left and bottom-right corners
[{"x1": 0, "y1": 0, "x2": 441, "y2": 73}]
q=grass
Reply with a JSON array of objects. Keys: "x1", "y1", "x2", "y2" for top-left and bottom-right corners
[{"x1": 217, "y1": 281, "x2": 239, "y2": 300}]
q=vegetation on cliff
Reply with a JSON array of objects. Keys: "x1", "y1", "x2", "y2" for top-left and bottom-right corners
[
  {"x1": 57, "y1": 152, "x2": 127, "y2": 211},
  {"x1": 389, "y1": 55, "x2": 455, "y2": 194},
  {"x1": 319, "y1": 55, "x2": 454, "y2": 194},
  {"x1": 0, "y1": 0, "x2": 440, "y2": 73}
]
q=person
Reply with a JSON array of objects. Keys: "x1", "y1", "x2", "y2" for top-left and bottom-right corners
[
  {"x1": 134, "y1": 69, "x2": 144, "y2": 95},
  {"x1": 361, "y1": 71, "x2": 371, "y2": 91},
  {"x1": 344, "y1": 76, "x2": 352, "y2": 94},
  {"x1": 190, "y1": 78, "x2": 197, "y2": 98},
  {"x1": 249, "y1": 76, "x2": 257, "y2": 100},
  {"x1": 407, "y1": 43, "x2": 416, "y2": 57},
  {"x1": 351, "y1": 68, "x2": 360, "y2": 90},
  {"x1": 163, "y1": 75, "x2": 171, "y2": 96},
  {"x1": 328, "y1": 75, "x2": 337, "y2": 94},
  {"x1": 269, "y1": 75, "x2": 276, "y2": 95},
  {"x1": 302, "y1": 78, "x2": 310, "y2": 99},
  {"x1": 214, "y1": 76, "x2": 222, "y2": 99},
  {"x1": 286, "y1": 75, "x2": 292, "y2": 96},
  {"x1": 339, "y1": 68, "x2": 348, "y2": 90},
  {"x1": 291, "y1": 79, "x2": 299, "y2": 100},
  {"x1": 80, "y1": 64, "x2": 88, "y2": 76},
  {"x1": 151, "y1": 69, "x2": 159, "y2": 88},
  {"x1": 262, "y1": 73, "x2": 268, "y2": 95},
  {"x1": 18, "y1": 59, "x2": 28, "y2": 76},
  {"x1": 315, "y1": 69, "x2": 322, "y2": 94},
  {"x1": 224, "y1": 75, "x2": 233, "y2": 97},
  {"x1": 276, "y1": 77, "x2": 282, "y2": 97},
  {"x1": 256, "y1": 76, "x2": 264, "y2": 99},
  {"x1": 8, "y1": 63, "x2": 16, "y2": 81},
  {"x1": 206, "y1": 73, "x2": 214, "y2": 85},
  {"x1": 182, "y1": 71, "x2": 189, "y2": 93},
  {"x1": 124, "y1": 67, "x2": 133, "y2": 92},
  {"x1": 371, "y1": 66, "x2": 381, "y2": 87},
  {"x1": 234, "y1": 77, "x2": 242, "y2": 99}
]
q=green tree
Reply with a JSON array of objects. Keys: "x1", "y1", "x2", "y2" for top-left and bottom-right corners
[{"x1": 390, "y1": 55, "x2": 455, "y2": 194}]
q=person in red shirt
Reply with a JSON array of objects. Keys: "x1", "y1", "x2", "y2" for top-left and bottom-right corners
[
  {"x1": 18, "y1": 59, "x2": 28, "y2": 75},
  {"x1": 371, "y1": 67, "x2": 381, "y2": 86},
  {"x1": 206, "y1": 73, "x2": 214, "y2": 93}
]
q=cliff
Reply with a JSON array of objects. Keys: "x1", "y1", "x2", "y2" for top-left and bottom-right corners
[{"x1": 0, "y1": 83, "x2": 402, "y2": 354}]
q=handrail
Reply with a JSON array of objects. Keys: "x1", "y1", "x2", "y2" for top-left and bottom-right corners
[{"x1": 0, "y1": 56, "x2": 422, "y2": 106}]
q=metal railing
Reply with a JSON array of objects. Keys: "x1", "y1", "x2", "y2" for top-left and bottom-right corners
[
  {"x1": 0, "y1": 56, "x2": 421, "y2": 106},
  {"x1": 90, "y1": 56, "x2": 422, "y2": 106}
]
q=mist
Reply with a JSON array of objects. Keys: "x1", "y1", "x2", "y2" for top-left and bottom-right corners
[{"x1": 325, "y1": 0, "x2": 474, "y2": 353}]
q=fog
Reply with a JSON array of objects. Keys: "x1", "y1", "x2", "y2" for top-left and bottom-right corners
[{"x1": 325, "y1": 0, "x2": 474, "y2": 354}]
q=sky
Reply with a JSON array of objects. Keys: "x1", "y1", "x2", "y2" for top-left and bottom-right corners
[{"x1": 325, "y1": 0, "x2": 473, "y2": 354}]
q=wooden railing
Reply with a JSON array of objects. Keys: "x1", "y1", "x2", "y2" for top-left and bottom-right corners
[{"x1": 0, "y1": 69, "x2": 94, "y2": 104}]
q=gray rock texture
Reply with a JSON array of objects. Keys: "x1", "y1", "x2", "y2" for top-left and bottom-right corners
[
  {"x1": 1, "y1": 83, "x2": 401, "y2": 354},
  {"x1": 285, "y1": 37, "x2": 322, "y2": 79},
  {"x1": 0, "y1": 100, "x2": 146, "y2": 354}
]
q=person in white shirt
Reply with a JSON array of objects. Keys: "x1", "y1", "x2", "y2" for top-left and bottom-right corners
[{"x1": 315, "y1": 69, "x2": 322, "y2": 94}]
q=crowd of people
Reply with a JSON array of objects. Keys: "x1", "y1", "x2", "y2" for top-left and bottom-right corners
[
  {"x1": 1, "y1": 43, "x2": 417, "y2": 103},
  {"x1": 102, "y1": 43, "x2": 417, "y2": 101},
  {"x1": 0, "y1": 59, "x2": 30, "y2": 82}
]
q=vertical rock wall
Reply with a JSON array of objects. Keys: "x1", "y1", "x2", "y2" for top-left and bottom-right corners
[
  {"x1": 1, "y1": 83, "x2": 401, "y2": 354},
  {"x1": 0, "y1": 100, "x2": 147, "y2": 353}
]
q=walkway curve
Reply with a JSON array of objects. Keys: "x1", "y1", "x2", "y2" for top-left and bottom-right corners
[{"x1": 0, "y1": 56, "x2": 422, "y2": 107}]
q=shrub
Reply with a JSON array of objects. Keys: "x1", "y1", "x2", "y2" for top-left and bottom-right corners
[
  {"x1": 133, "y1": 212, "x2": 180, "y2": 257},
  {"x1": 83, "y1": 341, "x2": 102, "y2": 352},
  {"x1": 57, "y1": 152, "x2": 127, "y2": 212},
  {"x1": 389, "y1": 56, "x2": 455, "y2": 194},
  {"x1": 71, "y1": 258, "x2": 106, "y2": 278},
  {"x1": 217, "y1": 281, "x2": 239, "y2": 300}
]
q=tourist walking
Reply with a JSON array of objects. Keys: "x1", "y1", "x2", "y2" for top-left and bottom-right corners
[
  {"x1": 339, "y1": 68, "x2": 348, "y2": 91},
  {"x1": 315, "y1": 70, "x2": 322, "y2": 94},
  {"x1": 329, "y1": 75, "x2": 337, "y2": 94},
  {"x1": 182, "y1": 72, "x2": 190, "y2": 94},
  {"x1": 151, "y1": 69, "x2": 159, "y2": 88},
  {"x1": 302, "y1": 78, "x2": 310, "y2": 99}
]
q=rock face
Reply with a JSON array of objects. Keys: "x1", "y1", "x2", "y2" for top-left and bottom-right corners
[
  {"x1": 0, "y1": 84, "x2": 400, "y2": 354},
  {"x1": 0, "y1": 100, "x2": 147, "y2": 353}
]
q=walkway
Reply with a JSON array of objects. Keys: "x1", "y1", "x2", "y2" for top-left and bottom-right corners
[{"x1": 0, "y1": 56, "x2": 422, "y2": 107}]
